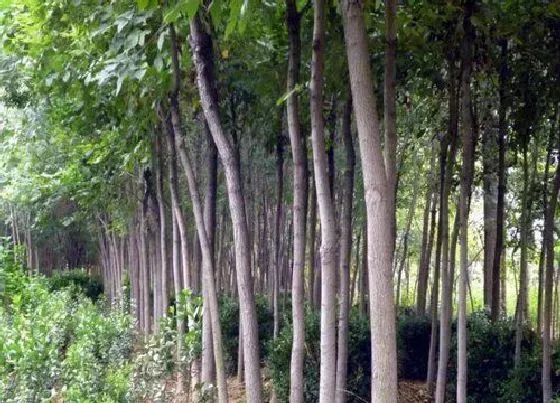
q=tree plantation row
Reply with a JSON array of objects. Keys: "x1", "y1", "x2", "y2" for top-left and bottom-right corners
[{"x1": 0, "y1": 0, "x2": 560, "y2": 402}]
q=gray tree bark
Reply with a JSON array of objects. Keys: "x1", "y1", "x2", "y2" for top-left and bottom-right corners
[
  {"x1": 189, "y1": 14, "x2": 262, "y2": 402},
  {"x1": 342, "y1": 3, "x2": 398, "y2": 400}
]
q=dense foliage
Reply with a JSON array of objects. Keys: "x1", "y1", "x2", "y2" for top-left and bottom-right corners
[
  {"x1": 0, "y1": 245, "x2": 134, "y2": 402},
  {"x1": 266, "y1": 306, "x2": 560, "y2": 402},
  {"x1": 47, "y1": 269, "x2": 104, "y2": 302},
  {"x1": 0, "y1": 242, "x2": 204, "y2": 402}
]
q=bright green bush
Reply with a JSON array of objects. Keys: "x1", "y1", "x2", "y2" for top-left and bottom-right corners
[
  {"x1": 0, "y1": 242, "x2": 134, "y2": 402},
  {"x1": 0, "y1": 279, "x2": 134, "y2": 402},
  {"x1": 0, "y1": 240, "x2": 29, "y2": 308}
]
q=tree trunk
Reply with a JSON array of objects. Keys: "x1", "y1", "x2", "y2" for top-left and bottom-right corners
[
  {"x1": 515, "y1": 143, "x2": 530, "y2": 368},
  {"x1": 482, "y1": 113, "x2": 498, "y2": 309},
  {"x1": 457, "y1": 7, "x2": 475, "y2": 400},
  {"x1": 284, "y1": 3, "x2": 308, "y2": 400},
  {"x1": 161, "y1": 104, "x2": 185, "y2": 393},
  {"x1": 201, "y1": 120, "x2": 219, "y2": 384},
  {"x1": 538, "y1": 120, "x2": 555, "y2": 332},
  {"x1": 166, "y1": 25, "x2": 227, "y2": 400},
  {"x1": 543, "y1": 128, "x2": 560, "y2": 403},
  {"x1": 491, "y1": 40, "x2": 508, "y2": 322},
  {"x1": 310, "y1": 177, "x2": 320, "y2": 307},
  {"x1": 172, "y1": 109, "x2": 229, "y2": 403},
  {"x1": 433, "y1": 55, "x2": 459, "y2": 402},
  {"x1": 273, "y1": 122, "x2": 284, "y2": 340},
  {"x1": 350, "y1": 228, "x2": 361, "y2": 306},
  {"x1": 396, "y1": 156, "x2": 420, "y2": 307},
  {"x1": 155, "y1": 135, "x2": 168, "y2": 325},
  {"x1": 335, "y1": 95, "x2": 354, "y2": 403},
  {"x1": 310, "y1": 2, "x2": 338, "y2": 400},
  {"x1": 342, "y1": 3, "x2": 398, "y2": 400},
  {"x1": 384, "y1": 0, "x2": 398, "y2": 251},
  {"x1": 189, "y1": 14, "x2": 262, "y2": 401},
  {"x1": 417, "y1": 149, "x2": 436, "y2": 315},
  {"x1": 359, "y1": 220, "x2": 368, "y2": 315}
]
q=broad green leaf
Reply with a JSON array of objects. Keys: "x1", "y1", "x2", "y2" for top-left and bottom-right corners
[{"x1": 136, "y1": 0, "x2": 149, "y2": 9}]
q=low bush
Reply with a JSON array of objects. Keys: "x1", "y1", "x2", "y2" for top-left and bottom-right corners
[
  {"x1": 0, "y1": 278, "x2": 134, "y2": 401},
  {"x1": 47, "y1": 269, "x2": 104, "y2": 302},
  {"x1": 265, "y1": 307, "x2": 560, "y2": 403},
  {"x1": 397, "y1": 312, "x2": 431, "y2": 380},
  {"x1": 220, "y1": 293, "x2": 274, "y2": 375},
  {"x1": 266, "y1": 307, "x2": 371, "y2": 402}
]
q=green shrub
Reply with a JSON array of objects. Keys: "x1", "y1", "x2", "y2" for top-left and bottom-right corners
[
  {"x1": 445, "y1": 310, "x2": 558, "y2": 402},
  {"x1": 0, "y1": 242, "x2": 135, "y2": 402},
  {"x1": 266, "y1": 307, "x2": 371, "y2": 403},
  {"x1": 47, "y1": 269, "x2": 104, "y2": 302},
  {"x1": 397, "y1": 313, "x2": 431, "y2": 380},
  {"x1": 219, "y1": 294, "x2": 274, "y2": 375},
  {"x1": 128, "y1": 289, "x2": 203, "y2": 401},
  {"x1": 0, "y1": 239, "x2": 29, "y2": 308}
]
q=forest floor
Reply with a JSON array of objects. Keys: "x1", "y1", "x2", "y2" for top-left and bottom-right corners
[
  {"x1": 167, "y1": 372, "x2": 429, "y2": 402},
  {"x1": 225, "y1": 375, "x2": 429, "y2": 402}
]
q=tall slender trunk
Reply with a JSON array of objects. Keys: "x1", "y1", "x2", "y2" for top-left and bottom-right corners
[
  {"x1": 538, "y1": 121, "x2": 556, "y2": 332},
  {"x1": 284, "y1": 2, "x2": 308, "y2": 400},
  {"x1": 167, "y1": 27, "x2": 192, "y2": 296},
  {"x1": 310, "y1": 178, "x2": 320, "y2": 307},
  {"x1": 167, "y1": 25, "x2": 227, "y2": 400},
  {"x1": 396, "y1": 157, "x2": 420, "y2": 306},
  {"x1": 515, "y1": 143, "x2": 530, "y2": 367},
  {"x1": 359, "y1": 220, "x2": 368, "y2": 315},
  {"x1": 155, "y1": 135, "x2": 168, "y2": 324},
  {"x1": 417, "y1": 149, "x2": 436, "y2": 315},
  {"x1": 335, "y1": 95, "x2": 354, "y2": 403},
  {"x1": 273, "y1": 123, "x2": 284, "y2": 340},
  {"x1": 177, "y1": 141, "x2": 229, "y2": 403},
  {"x1": 482, "y1": 114, "x2": 499, "y2": 309},
  {"x1": 384, "y1": 0, "x2": 398, "y2": 251},
  {"x1": 342, "y1": 3, "x2": 398, "y2": 400},
  {"x1": 433, "y1": 55, "x2": 459, "y2": 402},
  {"x1": 189, "y1": 14, "x2": 262, "y2": 401},
  {"x1": 542, "y1": 127, "x2": 560, "y2": 403},
  {"x1": 457, "y1": 6, "x2": 475, "y2": 400},
  {"x1": 202, "y1": 123, "x2": 218, "y2": 385},
  {"x1": 310, "y1": 2, "x2": 338, "y2": 400},
  {"x1": 350, "y1": 228, "x2": 361, "y2": 305},
  {"x1": 491, "y1": 40, "x2": 508, "y2": 322},
  {"x1": 161, "y1": 105, "x2": 185, "y2": 392}
]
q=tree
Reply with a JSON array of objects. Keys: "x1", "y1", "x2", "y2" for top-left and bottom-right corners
[
  {"x1": 310, "y1": 0, "x2": 338, "y2": 400},
  {"x1": 284, "y1": 1, "x2": 309, "y2": 401},
  {"x1": 456, "y1": 3, "x2": 476, "y2": 399},
  {"x1": 335, "y1": 94, "x2": 354, "y2": 403},
  {"x1": 189, "y1": 13, "x2": 263, "y2": 402},
  {"x1": 341, "y1": 2, "x2": 398, "y2": 401}
]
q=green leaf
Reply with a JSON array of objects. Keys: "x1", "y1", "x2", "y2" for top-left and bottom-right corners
[
  {"x1": 186, "y1": 0, "x2": 201, "y2": 20},
  {"x1": 225, "y1": 0, "x2": 243, "y2": 38},
  {"x1": 296, "y1": 0, "x2": 307, "y2": 12},
  {"x1": 163, "y1": 5, "x2": 181, "y2": 23},
  {"x1": 136, "y1": 0, "x2": 149, "y2": 9},
  {"x1": 209, "y1": 0, "x2": 223, "y2": 25}
]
